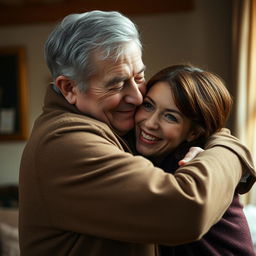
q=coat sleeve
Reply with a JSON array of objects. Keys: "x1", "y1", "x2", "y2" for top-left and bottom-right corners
[
  {"x1": 204, "y1": 128, "x2": 256, "y2": 194},
  {"x1": 31, "y1": 123, "x2": 252, "y2": 246}
]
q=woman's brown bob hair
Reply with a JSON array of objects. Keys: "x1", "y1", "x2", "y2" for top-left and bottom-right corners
[{"x1": 146, "y1": 64, "x2": 233, "y2": 139}]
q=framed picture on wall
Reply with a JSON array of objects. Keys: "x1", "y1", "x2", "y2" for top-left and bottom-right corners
[{"x1": 0, "y1": 47, "x2": 28, "y2": 141}]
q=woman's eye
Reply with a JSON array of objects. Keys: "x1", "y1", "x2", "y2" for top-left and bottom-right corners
[
  {"x1": 165, "y1": 113, "x2": 178, "y2": 122},
  {"x1": 142, "y1": 101, "x2": 153, "y2": 111}
]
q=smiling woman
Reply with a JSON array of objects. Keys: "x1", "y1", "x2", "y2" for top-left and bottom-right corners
[
  {"x1": 134, "y1": 64, "x2": 255, "y2": 256},
  {"x1": 135, "y1": 64, "x2": 233, "y2": 164},
  {"x1": 135, "y1": 81, "x2": 195, "y2": 161}
]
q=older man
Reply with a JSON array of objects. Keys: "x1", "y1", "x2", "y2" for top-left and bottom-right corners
[{"x1": 19, "y1": 11, "x2": 255, "y2": 256}]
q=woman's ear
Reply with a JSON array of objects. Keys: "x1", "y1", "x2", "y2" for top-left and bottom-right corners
[
  {"x1": 187, "y1": 126, "x2": 205, "y2": 142},
  {"x1": 55, "y1": 75, "x2": 77, "y2": 104}
]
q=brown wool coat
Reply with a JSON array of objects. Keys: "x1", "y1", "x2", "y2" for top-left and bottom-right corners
[{"x1": 19, "y1": 85, "x2": 256, "y2": 256}]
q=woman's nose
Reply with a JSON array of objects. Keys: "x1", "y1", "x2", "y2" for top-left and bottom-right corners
[{"x1": 144, "y1": 113, "x2": 159, "y2": 130}]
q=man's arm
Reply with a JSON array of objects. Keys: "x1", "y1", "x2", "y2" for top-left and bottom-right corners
[
  {"x1": 204, "y1": 128, "x2": 256, "y2": 194},
  {"x1": 30, "y1": 123, "x2": 254, "y2": 245}
]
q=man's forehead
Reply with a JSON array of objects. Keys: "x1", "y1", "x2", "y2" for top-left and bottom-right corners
[
  {"x1": 93, "y1": 53, "x2": 144, "y2": 79},
  {"x1": 91, "y1": 43, "x2": 145, "y2": 73}
]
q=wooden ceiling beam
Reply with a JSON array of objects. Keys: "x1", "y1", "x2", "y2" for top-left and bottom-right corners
[{"x1": 0, "y1": 0, "x2": 194, "y2": 26}]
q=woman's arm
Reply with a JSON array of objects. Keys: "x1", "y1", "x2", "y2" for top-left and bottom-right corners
[{"x1": 178, "y1": 147, "x2": 204, "y2": 166}]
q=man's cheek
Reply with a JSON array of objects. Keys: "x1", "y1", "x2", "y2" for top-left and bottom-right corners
[{"x1": 139, "y1": 83, "x2": 147, "y2": 96}]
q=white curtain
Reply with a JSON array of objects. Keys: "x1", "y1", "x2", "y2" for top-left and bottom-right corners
[{"x1": 232, "y1": 0, "x2": 256, "y2": 204}]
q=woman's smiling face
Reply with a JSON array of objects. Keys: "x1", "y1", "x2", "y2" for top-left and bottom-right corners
[{"x1": 135, "y1": 81, "x2": 196, "y2": 160}]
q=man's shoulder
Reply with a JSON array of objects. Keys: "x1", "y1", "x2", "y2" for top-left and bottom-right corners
[
  {"x1": 61, "y1": 112, "x2": 110, "y2": 130},
  {"x1": 33, "y1": 110, "x2": 126, "y2": 149},
  {"x1": 37, "y1": 110, "x2": 112, "y2": 135}
]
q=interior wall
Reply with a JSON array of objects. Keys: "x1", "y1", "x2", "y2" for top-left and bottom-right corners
[
  {"x1": 136, "y1": 0, "x2": 232, "y2": 83},
  {"x1": 0, "y1": 0, "x2": 232, "y2": 185}
]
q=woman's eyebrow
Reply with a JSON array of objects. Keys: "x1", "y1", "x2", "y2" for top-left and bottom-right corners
[
  {"x1": 146, "y1": 95, "x2": 183, "y2": 116},
  {"x1": 144, "y1": 95, "x2": 154, "y2": 103},
  {"x1": 165, "y1": 108, "x2": 183, "y2": 117}
]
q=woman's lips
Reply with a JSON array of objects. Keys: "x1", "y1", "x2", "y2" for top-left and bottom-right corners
[{"x1": 139, "y1": 129, "x2": 161, "y2": 144}]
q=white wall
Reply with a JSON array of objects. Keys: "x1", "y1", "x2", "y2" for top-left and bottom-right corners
[{"x1": 0, "y1": 0, "x2": 232, "y2": 185}]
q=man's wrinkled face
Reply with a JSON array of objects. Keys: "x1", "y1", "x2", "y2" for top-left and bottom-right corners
[{"x1": 73, "y1": 42, "x2": 146, "y2": 135}]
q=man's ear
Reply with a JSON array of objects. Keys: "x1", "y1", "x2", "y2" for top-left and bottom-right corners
[{"x1": 55, "y1": 75, "x2": 77, "y2": 104}]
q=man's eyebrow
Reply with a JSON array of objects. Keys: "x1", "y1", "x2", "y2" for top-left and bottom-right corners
[
  {"x1": 105, "y1": 76, "x2": 127, "y2": 87},
  {"x1": 105, "y1": 66, "x2": 146, "y2": 87},
  {"x1": 138, "y1": 65, "x2": 146, "y2": 74}
]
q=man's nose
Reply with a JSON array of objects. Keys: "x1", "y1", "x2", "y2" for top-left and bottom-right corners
[{"x1": 124, "y1": 80, "x2": 144, "y2": 106}]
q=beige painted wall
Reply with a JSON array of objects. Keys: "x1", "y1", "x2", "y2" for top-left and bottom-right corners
[{"x1": 0, "y1": 0, "x2": 232, "y2": 184}]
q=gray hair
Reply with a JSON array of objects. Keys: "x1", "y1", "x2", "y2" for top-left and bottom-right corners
[{"x1": 44, "y1": 10, "x2": 142, "y2": 91}]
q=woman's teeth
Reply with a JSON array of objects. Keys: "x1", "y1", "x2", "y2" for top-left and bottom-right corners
[{"x1": 141, "y1": 130, "x2": 159, "y2": 141}]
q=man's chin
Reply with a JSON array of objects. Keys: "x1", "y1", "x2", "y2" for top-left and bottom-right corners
[{"x1": 113, "y1": 121, "x2": 135, "y2": 136}]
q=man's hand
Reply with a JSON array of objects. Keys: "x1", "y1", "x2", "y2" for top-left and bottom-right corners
[{"x1": 178, "y1": 147, "x2": 204, "y2": 166}]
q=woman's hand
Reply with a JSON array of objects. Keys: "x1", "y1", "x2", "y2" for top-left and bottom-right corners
[{"x1": 178, "y1": 147, "x2": 204, "y2": 166}]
